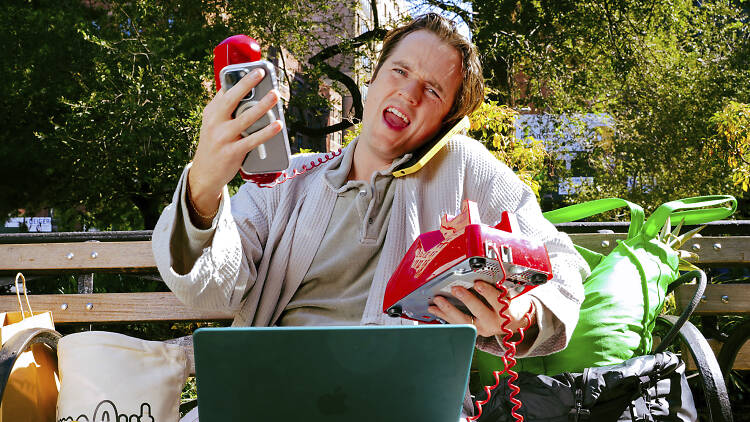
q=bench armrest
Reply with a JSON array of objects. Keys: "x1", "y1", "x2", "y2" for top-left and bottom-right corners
[
  {"x1": 656, "y1": 315, "x2": 733, "y2": 422},
  {"x1": 717, "y1": 319, "x2": 750, "y2": 377}
]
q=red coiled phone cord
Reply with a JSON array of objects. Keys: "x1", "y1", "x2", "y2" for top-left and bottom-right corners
[
  {"x1": 241, "y1": 149, "x2": 343, "y2": 188},
  {"x1": 468, "y1": 246, "x2": 534, "y2": 422}
]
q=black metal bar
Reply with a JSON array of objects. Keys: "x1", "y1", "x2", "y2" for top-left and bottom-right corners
[
  {"x1": 0, "y1": 230, "x2": 152, "y2": 244},
  {"x1": 655, "y1": 270, "x2": 707, "y2": 354}
]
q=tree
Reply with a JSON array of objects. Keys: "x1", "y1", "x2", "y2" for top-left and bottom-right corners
[
  {"x1": 709, "y1": 101, "x2": 750, "y2": 192},
  {"x1": 440, "y1": 0, "x2": 750, "y2": 215},
  {"x1": 0, "y1": 0, "x2": 104, "y2": 223},
  {"x1": 555, "y1": 1, "x2": 750, "y2": 214},
  {"x1": 467, "y1": 98, "x2": 549, "y2": 196},
  {"x1": 3, "y1": 0, "x2": 395, "y2": 229}
]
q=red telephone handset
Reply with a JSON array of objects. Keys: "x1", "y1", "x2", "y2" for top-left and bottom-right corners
[
  {"x1": 213, "y1": 35, "x2": 262, "y2": 91},
  {"x1": 211, "y1": 35, "x2": 344, "y2": 188}
]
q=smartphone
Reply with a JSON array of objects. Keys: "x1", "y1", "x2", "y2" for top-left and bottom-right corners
[{"x1": 219, "y1": 61, "x2": 291, "y2": 174}]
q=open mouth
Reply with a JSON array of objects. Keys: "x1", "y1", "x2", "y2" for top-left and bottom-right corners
[{"x1": 383, "y1": 106, "x2": 411, "y2": 130}]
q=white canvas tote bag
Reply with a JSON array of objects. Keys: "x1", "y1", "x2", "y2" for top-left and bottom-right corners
[{"x1": 56, "y1": 331, "x2": 189, "y2": 422}]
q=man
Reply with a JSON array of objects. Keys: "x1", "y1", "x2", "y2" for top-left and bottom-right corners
[{"x1": 153, "y1": 12, "x2": 588, "y2": 418}]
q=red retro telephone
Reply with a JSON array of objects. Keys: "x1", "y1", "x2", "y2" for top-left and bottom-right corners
[
  {"x1": 383, "y1": 199, "x2": 551, "y2": 323},
  {"x1": 383, "y1": 199, "x2": 554, "y2": 421}
]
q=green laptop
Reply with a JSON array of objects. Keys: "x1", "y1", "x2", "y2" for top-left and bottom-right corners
[{"x1": 192, "y1": 325, "x2": 477, "y2": 422}]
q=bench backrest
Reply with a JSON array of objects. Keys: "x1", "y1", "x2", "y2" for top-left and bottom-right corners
[
  {"x1": 1, "y1": 228, "x2": 748, "y2": 366},
  {"x1": 0, "y1": 236, "x2": 232, "y2": 323}
]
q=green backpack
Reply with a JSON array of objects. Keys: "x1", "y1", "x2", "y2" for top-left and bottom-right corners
[{"x1": 476, "y1": 195, "x2": 737, "y2": 381}]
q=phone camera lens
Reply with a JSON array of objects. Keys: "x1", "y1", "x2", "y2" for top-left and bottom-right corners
[{"x1": 225, "y1": 72, "x2": 238, "y2": 86}]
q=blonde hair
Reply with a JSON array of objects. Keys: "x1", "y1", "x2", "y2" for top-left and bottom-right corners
[{"x1": 372, "y1": 13, "x2": 485, "y2": 125}]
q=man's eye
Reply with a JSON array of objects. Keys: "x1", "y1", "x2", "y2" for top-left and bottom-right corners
[{"x1": 394, "y1": 68, "x2": 406, "y2": 75}]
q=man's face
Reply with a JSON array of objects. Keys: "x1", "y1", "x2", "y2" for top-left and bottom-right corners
[{"x1": 358, "y1": 30, "x2": 463, "y2": 163}]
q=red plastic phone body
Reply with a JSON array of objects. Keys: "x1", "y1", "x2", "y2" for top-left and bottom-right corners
[
  {"x1": 213, "y1": 34, "x2": 262, "y2": 91},
  {"x1": 383, "y1": 200, "x2": 553, "y2": 324}
]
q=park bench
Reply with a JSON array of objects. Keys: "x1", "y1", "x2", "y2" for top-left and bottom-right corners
[{"x1": 0, "y1": 222, "x2": 747, "y2": 421}]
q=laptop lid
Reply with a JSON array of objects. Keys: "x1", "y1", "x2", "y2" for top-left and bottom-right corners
[{"x1": 192, "y1": 325, "x2": 476, "y2": 422}]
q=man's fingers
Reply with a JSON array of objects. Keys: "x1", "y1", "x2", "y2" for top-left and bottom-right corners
[
  {"x1": 218, "y1": 68, "x2": 266, "y2": 116},
  {"x1": 451, "y1": 286, "x2": 500, "y2": 329},
  {"x1": 474, "y1": 281, "x2": 504, "y2": 311},
  {"x1": 427, "y1": 305, "x2": 450, "y2": 323},
  {"x1": 235, "y1": 119, "x2": 283, "y2": 155},
  {"x1": 201, "y1": 89, "x2": 225, "y2": 124},
  {"x1": 231, "y1": 89, "x2": 280, "y2": 135},
  {"x1": 429, "y1": 296, "x2": 472, "y2": 324}
]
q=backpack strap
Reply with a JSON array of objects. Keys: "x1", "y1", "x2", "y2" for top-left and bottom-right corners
[{"x1": 568, "y1": 368, "x2": 591, "y2": 422}]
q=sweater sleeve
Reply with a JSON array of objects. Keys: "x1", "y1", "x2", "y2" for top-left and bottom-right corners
[
  {"x1": 151, "y1": 164, "x2": 265, "y2": 312},
  {"x1": 459, "y1": 139, "x2": 589, "y2": 358},
  {"x1": 512, "y1": 186, "x2": 590, "y2": 357}
]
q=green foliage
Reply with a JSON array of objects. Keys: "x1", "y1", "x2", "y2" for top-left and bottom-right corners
[
  {"x1": 342, "y1": 123, "x2": 361, "y2": 147},
  {"x1": 0, "y1": 0, "x2": 102, "y2": 220},
  {"x1": 468, "y1": 99, "x2": 549, "y2": 196},
  {"x1": 181, "y1": 377, "x2": 197, "y2": 409},
  {"x1": 43, "y1": 5, "x2": 209, "y2": 229},
  {"x1": 471, "y1": 0, "x2": 750, "y2": 217},
  {"x1": 709, "y1": 101, "x2": 750, "y2": 191},
  {"x1": 2, "y1": 0, "x2": 361, "y2": 229}
]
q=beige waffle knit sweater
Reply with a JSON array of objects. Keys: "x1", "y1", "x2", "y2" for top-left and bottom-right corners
[{"x1": 152, "y1": 136, "x2": 590, "y2": 357}]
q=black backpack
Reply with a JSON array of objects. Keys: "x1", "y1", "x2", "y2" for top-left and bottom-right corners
[{"x1": 475, "y1": 352, "x2": 697, "y2": 422}]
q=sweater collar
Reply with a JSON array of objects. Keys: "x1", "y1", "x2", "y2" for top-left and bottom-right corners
[{"x1": 322, "y1": 137, "x2": 412, "y2": 192}]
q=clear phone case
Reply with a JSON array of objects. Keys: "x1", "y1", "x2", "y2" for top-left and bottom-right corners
[{"x1": 219, "y1": 61, "x2": 291, "y2": 174}]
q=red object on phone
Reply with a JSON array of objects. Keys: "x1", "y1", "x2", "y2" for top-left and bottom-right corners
[
  {"x1": 213, "y1": 35, "x2": 262, "y2": 91},
  {"x1": 382, "y1": 200, "x2": 553, "y2": 324}
]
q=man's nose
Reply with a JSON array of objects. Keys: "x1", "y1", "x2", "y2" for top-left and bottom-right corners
[{"x1": 399, "y1": 81, "x2": 422, "y2": 105}]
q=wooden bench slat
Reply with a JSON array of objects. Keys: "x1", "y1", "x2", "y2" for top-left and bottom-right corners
[
  {"x1": 0, "y1": 293, "x2": 233, "y2": 323},
  {"x1": 674, "y1": 283, "x2": 750, "y2": 315},
  {"x1": 0, "y1": 235, "x2": 745, "y2": 273},
  {"x1": 0, "y1": 241, "x2": 156, "y2": 272},
  {"x1": 567, "y1": 233, "x2": 626, "y2": 255},
  {"x1": 567, "y1": 234, "x2": 749, "y2": 264},
  {"x1": 674, "y1": 236, "x2": 749, "y2": 264}
]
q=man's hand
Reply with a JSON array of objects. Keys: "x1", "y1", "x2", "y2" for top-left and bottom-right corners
[
  {"x1": 188, "y1": 68, "x2": 284, "y2": 217},
  {"x1": 428, "y1": 281, "x2": 535, "y2": 338}
]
